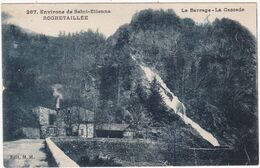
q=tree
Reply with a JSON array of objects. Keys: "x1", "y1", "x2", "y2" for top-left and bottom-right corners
[{"x1": 145, "y1": 78, "x2": 168, "y2": 125}]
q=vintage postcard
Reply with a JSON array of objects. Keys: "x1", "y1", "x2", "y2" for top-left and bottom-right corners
[{"x1": 1, "y1": 2, "x2": 258, "y2": 167}]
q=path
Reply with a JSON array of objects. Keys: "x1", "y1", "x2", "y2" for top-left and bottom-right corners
[{"x1": 3, "y1": 139, "x2": 48, "y2": 168}]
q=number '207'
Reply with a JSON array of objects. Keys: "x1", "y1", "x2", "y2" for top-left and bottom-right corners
[{"x1": 26, "y1": 10, "x2": 37, "y2": 14}]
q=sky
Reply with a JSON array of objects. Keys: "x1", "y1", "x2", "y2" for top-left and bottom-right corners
[{"x1": 2, "y1": 3, "x2": 257, "y2": 37}]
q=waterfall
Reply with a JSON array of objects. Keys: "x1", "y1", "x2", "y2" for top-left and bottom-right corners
[{"x1": 131, "y1": 54, "x2": 220, "y2": 147}]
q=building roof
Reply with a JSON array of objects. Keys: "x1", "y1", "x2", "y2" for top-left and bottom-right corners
[
  {"x1": 60, "y1": 106, "x2": 94, "y2": 122},
  {"x1": 32, "y1": 106, "x2": 57, "y2": 115},
  {"x1": 79, "y1": 109, "x2": 94, "y2": 122},
  {"x1": 95, "y1": 124, "x2": 130, "y2": 131},
  {"x1": 32, "y1": 106, "x2": 55, "y2": 111},
  {"x1": 33, "y1": 105, "x2": 94, "y2": 122}
]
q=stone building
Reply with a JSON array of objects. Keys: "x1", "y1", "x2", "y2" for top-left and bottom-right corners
[{"x1": 32, "y1": 106, "x2": 94, "y2": 139}]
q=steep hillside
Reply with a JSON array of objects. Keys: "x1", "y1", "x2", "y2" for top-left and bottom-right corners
[{"x1": 109, "y1": 9, "x2": 257, "y2": 164}]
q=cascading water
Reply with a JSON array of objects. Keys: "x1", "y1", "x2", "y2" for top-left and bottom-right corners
[{"x1": 131, "y1": 54, "x2": 220, "y2": 147}]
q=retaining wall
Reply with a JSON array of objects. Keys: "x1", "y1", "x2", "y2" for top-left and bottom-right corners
[{"x1": 45, "y1": 137, "x2": 80, "y2": 167}]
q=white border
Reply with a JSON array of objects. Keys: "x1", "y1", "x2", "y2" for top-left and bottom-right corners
[
  {"x1": 0, "y1": 1, "x2": 259, "y2": 168},
  {"x1": 0, "y1": 0, "x2": 259, "y2": 3}
]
